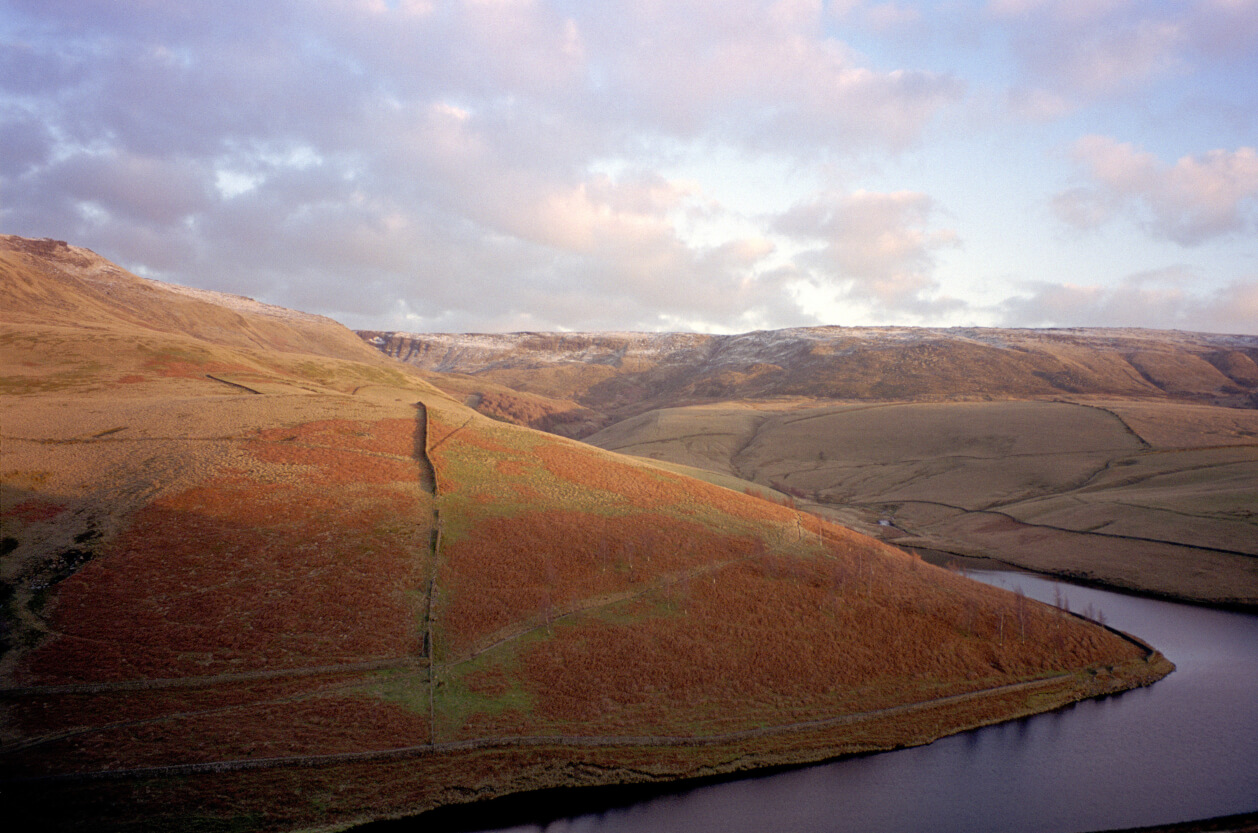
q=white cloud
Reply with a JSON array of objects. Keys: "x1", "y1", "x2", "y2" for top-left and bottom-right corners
[
  {"x1": 829, "y1": 0, "x2": 922, "y2": 30},
  {"x1": 1000, "y1": 269, "x2": 1258, "y2": 334},
  {"x1": 1058, "y1": 20, "x2": 1185, "y2": 94},
  {"x1": 862, "y1": 2, "x2": 922, "y2": 30},
  {"x1": 989, "y1": 0, "x2": 1139, "y2": 27},
  {"x1": 1, "y1": 0, "x2": 1251, "y2": 335},
  {"x1": 774, "y1": 188, "x2": 961, "y2": 316},
  {"x1": 1004, "y1": 86, "x2": 1073, "y2": 121},
  {"x1": 1184, "y1": 0, "x2": 1258, "y2": 58},
  {"x1": 0, "y1": 0, "x2": 973, "y2": 333},
  {"x1": 1054, "y1": 135, "x2": 1258, "y2": 244},
  {"x1": 986, "y1": 0, "x2": 1258, "y2": 116},
  {"x1": 558, "y1": 1, "x2": 963, "y2": 149}
]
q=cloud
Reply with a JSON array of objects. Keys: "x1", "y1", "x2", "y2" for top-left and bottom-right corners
[
  {"x1": 1003, "y1": 86, "x2": 1072, "y2": 121},
  {"x1": 0, "y1": 0, "x2": 974, "y2": 333},
  {"x1": 773, "y1": 188, "x2": 961, "y2": 317},
  {"x1": 47, "y1": 151, "x2": 215, "y2": 227},
  {"x1": 1000, "y1": 268, "x2": 1258, "y2": 335},
  {"x1": 1054, "y1": 135, "x2": 1258, "y2": 244},
  {"x1": 992, "y1": 1, "x2": 1186, "y2": 96},
  {"x1": 1183, "y1": 0, "x2": 1258, "y2": 58},
  {"x1": 0, "y1": 108, "x2": 53, "y2": 177},
  {"x1": 172, "y1": 149, "x2": 802, "y2": 333},
  {"x1": 988, "y1": 0, "x2": 1258, "y2": 116},
  {"x1": 570, "y1": 1, "x2": 962, "y2": 150},
  {"x1": 1, "y1": 1, "x2": 1250, "y2": 336},
  {"x1": 828, "y1": 0, "x2": 922, "y2": 32}
]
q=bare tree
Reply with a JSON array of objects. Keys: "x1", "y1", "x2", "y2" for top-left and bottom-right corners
[{"x1": 1053, "y1": 583, "x2": 1070, "y2": 613}]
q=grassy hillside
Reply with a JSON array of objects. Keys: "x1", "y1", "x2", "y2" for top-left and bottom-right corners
[{"x1": 1, "y1": 237, "x2": 1170, "y2": 832}]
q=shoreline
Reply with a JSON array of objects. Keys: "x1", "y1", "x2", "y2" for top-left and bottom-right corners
[
  {"x1": 7, "y1": 650, "x2": 1171, "y2": 832},
  {"x1": 332, "y1": 560, "x2": 1189, "y2": 833},
  {"x1": 1085, "y1": 811, "x2": 1258, "y2": 833},
  {"x1": 4, "y1": 551, "x2": 1178, "y2": 833},
  {"x1": 328, "y1": 650, "x2": 1171, "y2": 832},
  {"x1": 913, "y1": 547, "x2": 1258, "y2": 613}
]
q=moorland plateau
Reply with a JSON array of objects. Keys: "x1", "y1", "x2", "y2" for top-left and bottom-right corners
[
  {"x1": 0, "y1": 234, "x2": 1213, "y2": 831},
  {"x1": 364, "y1": 328, "x2": 1258, "y2": 607}
]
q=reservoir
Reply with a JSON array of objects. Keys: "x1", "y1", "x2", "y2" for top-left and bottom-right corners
[{"x1": 383, "y1": 568, "x2": 1258, "y2": 833}]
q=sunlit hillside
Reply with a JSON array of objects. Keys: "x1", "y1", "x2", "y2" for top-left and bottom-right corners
[{"x1": 1, "y1": 237, "x2": 1170, "y2": 833}]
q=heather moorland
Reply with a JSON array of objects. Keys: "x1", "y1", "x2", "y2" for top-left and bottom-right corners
[{"x1": 1, "y1": 237, "x2": 1174, "y2": 831}]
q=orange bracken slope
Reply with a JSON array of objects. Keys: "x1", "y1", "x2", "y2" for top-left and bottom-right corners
[{"x1": 0, "y1": 236, "x2": 1169, "y2": 833}]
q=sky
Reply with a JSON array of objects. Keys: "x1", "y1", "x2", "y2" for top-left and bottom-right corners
[{"x1": 2, "y1": 0, "x2": 1257, "y2": 335}]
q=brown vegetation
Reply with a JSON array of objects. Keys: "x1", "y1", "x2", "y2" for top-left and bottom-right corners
[
  {"x1": 22, "y1": 473, "x2": 426, "y2": 684},
  {"x1": 535, "y1": 441, "x2": 788, "y2": 522},
  {"x1": 591, "y1": 399, "x2": 1258, "y2": 606},
  {"x1": 254, "y1": 417, "x2": 416, "y2": 455},
  {"x1": 364, "y1": 328, "x2": 1258, "y2": 431},
  {"x1": 246, "y1": 438, "x2": 418, "y2": 484},
  {"x1": 4, "y1": 498, "x2": 67, "y2": 523},
  {"x1": 514, "y1": 536, "x2": 1139, "y2": 734},
  {"x1": 438, "y1": 510, "x2": 767, "y2": 658},
  {"x1": 7, "y1": 692, "x2": 432, "y2": 777},
  {"x1": 1, "y1": 236, "x2": 1176, "y2": 833}
]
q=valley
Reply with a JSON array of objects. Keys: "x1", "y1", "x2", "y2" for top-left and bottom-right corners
[
  {"x1": 588, "y1": 399, "x2": 1258, "y2": 607},
  {"x1": 1, "y1": 236, "x2": 1245, "y2": 832},
  {"x1": 365, "y1": 329, "x2": 1258, "y2": 607}
]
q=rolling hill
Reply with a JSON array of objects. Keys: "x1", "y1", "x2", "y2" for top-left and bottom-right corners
[{"x1": 1, "y1": 237, "x2": 1170, "y2": 832}]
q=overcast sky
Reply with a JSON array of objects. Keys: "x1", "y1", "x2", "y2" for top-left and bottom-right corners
[{"x1": 3, "y1": 0, "x2": 1256, "y2": 335}]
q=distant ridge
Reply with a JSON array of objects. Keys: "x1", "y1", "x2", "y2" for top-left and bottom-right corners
[{"x1": 360, "y1": 326, "x2": 1258, "y2": 437}]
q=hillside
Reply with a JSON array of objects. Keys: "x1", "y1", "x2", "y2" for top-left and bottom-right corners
[
  {"x1": 363, "y1": 328, "x2": 1258, "y2": 606},
  {"x1": 359, "y1": 327, "x2": 1258, "y2": 437},
  {"x1": 2, "y1": 237, "x2": 1169, "y2": 832},
  {"x1": 589, "y1": 400, "x2": 1258, "y2": 607},
  {"x1": 3, "y1": 236, "x2": 388, "y2": 363}
]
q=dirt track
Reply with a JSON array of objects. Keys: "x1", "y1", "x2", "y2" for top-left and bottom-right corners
[{"x1": 0, "y1": 668, "x2": 1091, "y2": 784}]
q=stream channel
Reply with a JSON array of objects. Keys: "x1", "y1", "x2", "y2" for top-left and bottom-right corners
[{"x1": 370, "y1": 568, "x2": 1258, "y2": 833}]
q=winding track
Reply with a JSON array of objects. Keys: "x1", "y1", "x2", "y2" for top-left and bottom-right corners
[
  {"x1": 0, "y1": 399, "x2": 1169, "y2": 788},
  {"x1": 4, "y1": 670, "x2": 1086, "y2": 785}
]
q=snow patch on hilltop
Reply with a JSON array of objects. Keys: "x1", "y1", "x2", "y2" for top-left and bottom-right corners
[
  {"x1": 368, "y1": 325, "x2": 1258, "y2": 377},
  {"x1": 162, "y1": 282, "x2": 336, "y2": 326}
]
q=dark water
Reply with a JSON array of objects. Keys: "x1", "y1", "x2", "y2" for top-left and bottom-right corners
[{"x1": 413, "y1": 571, "x2": 1258, "y2": 833}]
